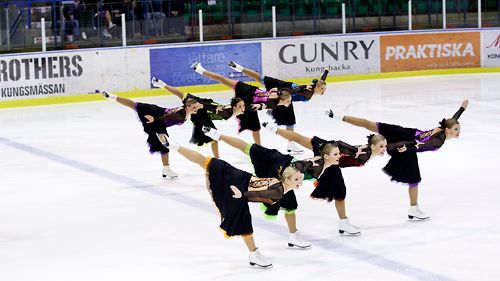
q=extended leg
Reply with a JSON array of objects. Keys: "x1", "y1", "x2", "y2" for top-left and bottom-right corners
[
  {"x1": 242, "y1": 68, "x2": 263, "y2": 82},
  {"x1": 176, "y1": 147, "x2": 209, "y2": 169},
  {"x1": 151, "y1": 77, "x2": 185, "y2": 100},
  {"x1": 219, "y1": 135, "x2": 249, "y2": 153},
  {"x1": 211, "y1": 141, "x2": 220, "y2": 158},
  {"x1": 115, "y1": 96, "x2": 136, "y2": 110},
  {"x1": 276, "y1": 128, "x2": 313, "y2": 150},
  {"x1": 342, "y1": 116, "x2": 378, "y2": 133},
  {"x1": 252, "y1": 131, "x2": 261, "y2": 145}
]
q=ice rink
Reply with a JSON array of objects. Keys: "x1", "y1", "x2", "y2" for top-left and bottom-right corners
[{"x1": 1, "y1": 73, "x2": 500, "y2": 281}]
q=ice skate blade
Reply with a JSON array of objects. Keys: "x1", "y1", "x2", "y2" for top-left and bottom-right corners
[
  {"x1": 339, "y1": 229, "x2": 361, "y2": 236},
  {"x1": 162, "y1": 175, "x2": 179, "y2": 180},
  {"x1": 287, "y1": 150, "x2": 304, "y2": 155},
  {"x1": 287, "y1": 243, "x2": 312, "y2": 249},
  {"x1": 249, "y1": 262, "x2": 273, "y2": 268},
  {"x1": 408, "y1": 215, "x2": 430, "y2": 220}
]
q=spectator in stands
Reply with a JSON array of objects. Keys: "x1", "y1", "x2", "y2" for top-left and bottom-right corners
[
  {"x1": 71, "y1": 0, "x2": 88, "y2": 40},
  {"x1": 100, "y1": 0, "x2": 117, "y2": 38},
  {"x1": 57, "y1": 1, "x2": 82, "y2": 41},
  {"x1": 168, "y1": 0, "x2": 185, "y2": 35}
]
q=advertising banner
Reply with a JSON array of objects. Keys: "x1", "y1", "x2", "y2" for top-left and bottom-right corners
[
  {"x1": 0, "y1": 48, "x2": 150, "y2": 101},
  {"x1": 380, "y1": 32, "x2": 481, "y2": 72},
  {"x1": 261, "y1": 35, "x2": 380, "y2": 80},
  {"x1": 481, "y1": 30, "x2": 500, "y2": 67},
  {"x1": 150, "y1": 43, "x2": 261, "y2": 87}
]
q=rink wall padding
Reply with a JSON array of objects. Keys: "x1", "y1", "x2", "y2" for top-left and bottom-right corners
[{"x1": 1, "y1": 28, "x2": 500, "y2": 108}]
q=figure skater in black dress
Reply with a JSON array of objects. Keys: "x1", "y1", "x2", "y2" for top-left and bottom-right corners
[
  {"x1": 156, "y1": 134, "x2": 303, "y2": 268},
  {"x1": 326, "y1": 99, "x2": 469, "y2": 219},
  {"x1": 190, "y1": 62, "x2": 292, "y2": 145},
  {"x1": 228, "y1": 60, "x2": 329, "y2": 154},
  {"x1": 97, "y1": 89, "x2": 202, "y2": 178},
  {"x1": 151, "y1": 77, "x2": 247, "y2": 158}
]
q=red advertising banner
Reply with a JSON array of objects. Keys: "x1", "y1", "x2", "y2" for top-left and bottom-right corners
[{"x1": 380, "y1": 32, "x2": 481, "y2": 72}]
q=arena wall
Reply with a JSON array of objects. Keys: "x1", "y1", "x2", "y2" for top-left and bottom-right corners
[{"x1": 1, "y1": 28, "x2": 499, "y2": 108}]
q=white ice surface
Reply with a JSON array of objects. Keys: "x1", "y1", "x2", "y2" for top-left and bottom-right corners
[{"x1": 1, "y1": 73, "x2": 500, "y2": 281}]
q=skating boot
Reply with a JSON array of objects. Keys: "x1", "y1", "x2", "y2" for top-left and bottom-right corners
[
  {"x1": 202, "y1": 126, "x2": 221, "y2": 141},
  {"x1": 287, "y1": 141, "x2": 304, "y2": 154},
  {"x1": 249, "y1": 248, "x2": 273, "y2": 268},
  {"x1": 288, "y1": 231, "x2": 311, "y2": 249},
  {"x1": 261, "y1": 122, "x2": 278, "y2": 133},
  {"x1": 228, "y1": 61, "x2": 244, "y2": 72},
  {"x1": 190, "y1": 62, "x2": 206, "y2": 74},
  {"x1": 339, "y1": 218, "x2": 361, "y2": 235},
  {"x1": 325, "y1": 109, "x2": 344, "y2": 121},
  {"x1": 151, "y1": 77, "x2": 167, "y2": 88},
  {"x1": 408, "y1": 205, "x2": 430, "y2": 220},
  {"x1": 162, "y1": 165, "x2": 178, "y2": 179}
]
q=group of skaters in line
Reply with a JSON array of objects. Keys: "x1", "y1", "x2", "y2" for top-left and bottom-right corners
[{"x1": 96, "y1": 60, "x2": 468, "y2": 268}]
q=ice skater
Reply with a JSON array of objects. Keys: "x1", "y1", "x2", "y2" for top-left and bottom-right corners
[
  {"x1": 326, "y1": 99, "x2": 469, "y2": 219},
  {"x1": 156, "y1": 133, "x2": 303, "y2": 268},
  {"x1": 228, "y1": 60, "x2": 329, "y2": 154},
  {"x1": 151, "y1": 77, "x2": 246, "y2": 158},
  {"x1": 97, "y1": 89, "x2": 202, "y2": 178},
  {"x1": 190, "y1": 61, "x2": 292, "y2": 145}
]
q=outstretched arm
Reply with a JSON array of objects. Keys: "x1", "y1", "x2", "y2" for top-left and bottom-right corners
[{"x1": 452, "y1": 99, "x2": 468, "y2": 120}]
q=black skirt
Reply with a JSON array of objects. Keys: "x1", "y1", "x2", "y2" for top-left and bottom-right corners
[
  {"x1": 248, "y1": 144, "x2": 298, "y2": 216},
  {"x1": 190, "y1": 109, "x2": 216, "y2": 146},
  {"x1": 206, "y1": 158, "x2": 254, "y2": 237},
  {"x1": 310, "y1": 165, "x2": 347, "y2": 201},
  {"x1": 378, "y1": 122, "x2": 421, "y2": 185},
  {"x1": 135, "y1": 102, "x2": 169, "y2": 154},
  {"x1": 261, "y1": 191, "x2": 298, "y2": 216},
  {"x1": 262, "y1": 76, "x2": 294, "y2": 90},
  {"x1": 263, "y1": 76, "x2": 296, "y2": 126},
  {"x1": 272, "y1": 103, "x2": 296, "y2": 126},
  {"x1": 234, "y1": 81, "x2": 261, "y2": 132}
]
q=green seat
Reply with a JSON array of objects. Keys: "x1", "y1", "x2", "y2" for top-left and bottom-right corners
[
  {"x1": 446, "y1": 0, "x2": 458, "y2": 12},
  {"x1": 357, "y1": 4, "x2": 369, "y2": 16},
  {"x1": 486, "y1": 0, "x2": 498, "y2": 9},
  {"x1": 416, "y1": 1, "x2": 428, "y2": 14}
]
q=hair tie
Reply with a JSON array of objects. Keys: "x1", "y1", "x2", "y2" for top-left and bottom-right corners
[
  {"x1": 439, "y1": 118, "x2": 446, "y2": 129},
  {"x1": 367, "y1": 134, "x2": 375, "y2": 144}
]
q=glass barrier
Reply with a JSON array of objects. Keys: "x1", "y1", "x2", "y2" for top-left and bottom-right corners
[{"x1": 0, "y1": 0, "x2": 498, "y2": 54}]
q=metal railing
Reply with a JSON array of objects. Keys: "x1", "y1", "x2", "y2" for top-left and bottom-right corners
[{"x1": 1, "y1": 0, "x2": 499, "y2": 54}]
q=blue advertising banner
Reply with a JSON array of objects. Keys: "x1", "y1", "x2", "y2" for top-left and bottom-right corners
[{"x1": 150, "y1": 43, "x2": 262, "y2": 87}]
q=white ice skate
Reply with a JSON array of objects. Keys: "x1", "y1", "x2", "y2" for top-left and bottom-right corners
[
  {"x1": 288, "y1": 231, "x2": 311, "y2": 249},
  {"x1": 190, "y1": 61, "x2": 206, "y2": 74},
  {"x1": 151, "y1": 77, "x2": 166, "y2": 88},
  {"x1": 156, "y1": 133, "x2": 179, "y2": 151},
  {"x1": 162, "y1": 165, "x2": 178, "y2": 179},
  {"x1": 96, "y1": 90, "x2": 116, "y2": 100},
  {"x1": 408, "y1": 205, "x2": 430, "y2": 220},
  {"x1": 287, "y1": 141, "x2": 304, "y2": 155},
  {"x1": 228, "y1": 61, "x2": 244, "y2": 72},
  {"x1": 325, "y1": 109, "x2": 344, "y2": 121},
  {"x1": 339, "y1": 218, "x2": 361, "y2": 235},
  {"x1": 261, "y1": 122, "x2": 278, "y2": 133},
  {"x1": 202, "y1": 126, "x2": 221, "y2": 141},
  {"x1": 249, "y1": 248, "x2": 273, "y2": 268}
]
